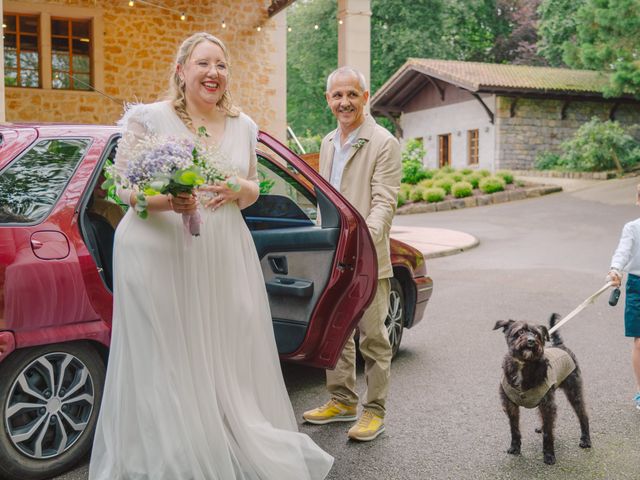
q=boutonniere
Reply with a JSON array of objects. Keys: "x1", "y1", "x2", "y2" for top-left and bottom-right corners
[{"x1": 353, "y1": 138, "x2": 368, "y2": 150}]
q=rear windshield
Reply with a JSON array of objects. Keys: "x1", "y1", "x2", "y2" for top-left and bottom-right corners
[{"x1": 0, "y1": 138, "x2": 90, "y2": 224}]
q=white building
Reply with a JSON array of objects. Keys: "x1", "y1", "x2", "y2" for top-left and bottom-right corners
[{"x1": 371, "y1": 59, "x2": 640, "y2": 171}]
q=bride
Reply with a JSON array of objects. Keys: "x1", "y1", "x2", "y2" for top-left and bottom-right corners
[{"x1": 88, "y1": 32, "x2": 334, "y2": 480}]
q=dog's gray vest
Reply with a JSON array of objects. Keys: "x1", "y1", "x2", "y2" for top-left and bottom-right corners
[{"x1": 501, "y1": 348, "x2": 576, "y2": 409}]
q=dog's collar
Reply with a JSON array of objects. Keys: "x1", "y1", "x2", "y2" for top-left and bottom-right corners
[{"x1": 501, "y1": 348, "x2": 576, "y2": 409}]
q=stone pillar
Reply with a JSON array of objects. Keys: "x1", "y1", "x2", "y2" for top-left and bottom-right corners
[
  {"x1": 0, "y1": 1, "x2": 5, "y2": 122},
  {"x1": 337, "y1": 0, "x2": 371, "y2": 97}
]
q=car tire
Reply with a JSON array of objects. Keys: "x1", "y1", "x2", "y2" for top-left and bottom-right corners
[
  {"x1": 0, "y1": 342, "x2": 105, "y2": 480},
  {"x1": 386, "y1": 278, "x2": 405, "y2": 358}
]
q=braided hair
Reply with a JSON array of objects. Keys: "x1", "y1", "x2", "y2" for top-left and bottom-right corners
[{"x1": 167, "y1": 32, "x2": 239, "y2": 132}]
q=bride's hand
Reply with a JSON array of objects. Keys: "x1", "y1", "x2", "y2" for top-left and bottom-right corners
[{"x1": 199, "y1": 182, "x2": 240, "y2": 210}]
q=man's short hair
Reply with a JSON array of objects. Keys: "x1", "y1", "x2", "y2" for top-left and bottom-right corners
[{"x1": 326, "y1": 66, "x2": 368, "y2": 92}]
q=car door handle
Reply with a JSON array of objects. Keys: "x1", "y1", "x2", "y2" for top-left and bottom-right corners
[
  {"x1": 31, "y1": 239, "x2": 43, "y2": 250},
  {"x1": 265, "y1": 277, "x2": 314, "y2": 298},
  {"x1": 268, "y1": 255, "x2": 288, "y2": 275}
]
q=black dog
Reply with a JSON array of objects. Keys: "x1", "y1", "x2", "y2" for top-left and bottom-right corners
[{"x1": 493, "y1": 314, "x2": 591, "y2": 465}]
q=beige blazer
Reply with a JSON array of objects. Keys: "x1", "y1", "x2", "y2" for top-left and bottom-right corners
[{"x1": 319, "y1": 115, "x2": 401, "y2": 279}]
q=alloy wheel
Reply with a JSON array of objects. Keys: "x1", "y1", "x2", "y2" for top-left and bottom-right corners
[
  {"x1": 4, "y1": 352, "x2": 95, "y2": 459},
  {"x1": 386, "y1": 279, "x2": 405, "y2": 357}
]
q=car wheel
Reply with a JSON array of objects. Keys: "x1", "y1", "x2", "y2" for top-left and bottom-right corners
[
  {"x1": 386, "y1": 278, "x2": 405, "y2": 358},
  {"x1": 0, "y1": 343, "x2": 105, "y2": 480}
]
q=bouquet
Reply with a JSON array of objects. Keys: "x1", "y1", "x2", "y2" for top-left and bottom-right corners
[{"x1": 106, "y1": 128, "x2": 239, "y2": 236}]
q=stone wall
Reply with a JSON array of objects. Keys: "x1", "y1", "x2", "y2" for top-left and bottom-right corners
[
  {"x1": 3, "y1": 0, "x2": 287, "y2": 139},
  {"x1": 495, "y1": 96, "x2": 640, "y2": 170}
]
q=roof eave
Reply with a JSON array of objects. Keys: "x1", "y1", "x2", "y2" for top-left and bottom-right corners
[{"x1": 268, "y1": 0, "x2": 296, "y2": 17}]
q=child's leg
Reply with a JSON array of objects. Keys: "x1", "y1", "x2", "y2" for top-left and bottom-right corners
[{"x1": 633, "y1": 338, "x2": 640, "y2": 391}]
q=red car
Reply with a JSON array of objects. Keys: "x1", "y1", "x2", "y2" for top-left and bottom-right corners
[{"x1": 0, "y1": 124, "x2": 432, "y2": 480}]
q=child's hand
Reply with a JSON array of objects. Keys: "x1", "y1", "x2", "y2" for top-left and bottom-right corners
[{"x1": 607, "y1": 269, "x2": 622, "y2": 287}]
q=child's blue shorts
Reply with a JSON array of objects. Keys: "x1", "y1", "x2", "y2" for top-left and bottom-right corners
[{"x1": 625, "y1": 274, "x2": 640, "y2": 337}]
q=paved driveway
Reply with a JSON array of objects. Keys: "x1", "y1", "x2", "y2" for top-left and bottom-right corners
[{"x1": 56, "y1": 177, "x2": 640, "y2": 480}]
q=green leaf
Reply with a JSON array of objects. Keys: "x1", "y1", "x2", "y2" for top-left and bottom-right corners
[{"x1": 101, "y1": 177, "x2": 114, "y2": 190}]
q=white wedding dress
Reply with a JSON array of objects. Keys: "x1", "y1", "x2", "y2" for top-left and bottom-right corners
[{"x1": 88, "y1": 101, "x2": 333, "y2": 480}]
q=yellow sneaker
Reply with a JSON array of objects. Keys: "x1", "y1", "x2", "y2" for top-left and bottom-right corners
[
  {"x1": 347, "y1": 410, "x2": 385, "y2": 441},
  {"x1": 302, "y1": 399, "x2": 357, "y2": 424}
]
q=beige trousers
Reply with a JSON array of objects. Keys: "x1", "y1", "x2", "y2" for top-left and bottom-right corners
[{"x1": 326, "y1": 278, "x2": 391, "y2": 417}]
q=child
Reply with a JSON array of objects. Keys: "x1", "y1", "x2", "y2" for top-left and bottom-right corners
[{"x1": 607, "y1": 183, "x2": 640, "y2": 410}]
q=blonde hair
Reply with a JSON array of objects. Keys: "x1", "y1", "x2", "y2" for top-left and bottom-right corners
[{"x1": 167, "y1": 32, "x2": 239, "y2": 132}]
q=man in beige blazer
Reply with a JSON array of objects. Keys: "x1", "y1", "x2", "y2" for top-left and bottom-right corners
[{"x1": 303, "y1": 66, "x2": 401, "y2": 441}]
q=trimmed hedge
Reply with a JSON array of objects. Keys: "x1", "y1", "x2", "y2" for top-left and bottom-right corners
[
  {"x1": 451, "y1": 181, "x2": 473, "y2": 198},
  {"x1": 479, "y1": 176, "x2": 506, "y2": 194},
  {"x1": 424, "y1": 187, "x2": 446, "y2": 203}
]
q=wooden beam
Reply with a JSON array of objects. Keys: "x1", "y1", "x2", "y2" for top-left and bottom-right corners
[
  {"x1": 609, "y1": 101, "x2": 620, "y2": 121},
  {"x1": 471, "y1": 93, "x2": 494, "y2": 124},
  {"x1": 561, "y1": 100, "x2": 571, "y2": 120},
  {"x1": 268, "y1": 0, "x2": 296, "y2": 17}
]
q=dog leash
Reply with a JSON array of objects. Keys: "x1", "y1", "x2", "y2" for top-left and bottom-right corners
[{"x1": 548, "y1": 282, "x2": 615, "y2": 335}]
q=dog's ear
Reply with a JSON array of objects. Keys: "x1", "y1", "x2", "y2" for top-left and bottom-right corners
[
  {"x1": 493, "y1": 319, "x2": 514, "y2": 332},
  {"x1": 538, "y1": 325, "x2": 550, "y2": 342}
]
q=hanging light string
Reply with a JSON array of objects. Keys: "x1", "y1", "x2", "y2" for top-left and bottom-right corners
[{"x1": 127, "y1": 0, "x2": 187, "y2": 21}]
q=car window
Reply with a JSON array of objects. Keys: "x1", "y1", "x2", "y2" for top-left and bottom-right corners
[
  {"x1": 0, "y1": 138, "x2": 90, "y2": 224},
  {"x1": 249, "y1": 155, "x2": 318, "y2": 223}
]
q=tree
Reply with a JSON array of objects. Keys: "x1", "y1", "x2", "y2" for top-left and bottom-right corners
[
  {"x1": 492, "y1": 0, "x2": 547, "y2": 65},
  {"x1": 539, "y1": 0, "x2": 640, "y2": 97},
  {"x1": 537, "y1": 0, "x2": 584, "y2": 67},
  {"x1": 286, "y1": 0, "x2": 338, "y2": 139},
  {"x1": 567, "y1": 0, "x2": 640, "y2": 97}
]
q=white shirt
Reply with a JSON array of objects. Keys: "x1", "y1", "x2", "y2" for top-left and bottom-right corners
[
  {"x1": 611, "y1": 217, "x2": 640, "y2": 276},
  {"x1": 329, "y1": 125, "x2": 362, "y2": 190}
]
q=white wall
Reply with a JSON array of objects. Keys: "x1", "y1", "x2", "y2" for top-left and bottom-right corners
[{"x1": 400, "y1": 95, "x2": 497, "y2": 171}]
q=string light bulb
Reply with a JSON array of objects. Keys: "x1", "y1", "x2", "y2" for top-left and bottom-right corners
[
  {"x1": 128, "y1": 0, "x2": 134, "y2": 6},
  {"x1": 222, "y1": 19, "x2": 226, "y2": 29},
  {"x1": 180, "y1": 12, "x2": 186, "y2": 21},
  {"x1": 287, "y1": 26, "x2": 292, "y2": 32},
  {"x1": 314, "y1": 24, "x2": 319, "y2": 30},
  {"x1": 256, "y1": 25, "x2": 262, "y2": 32},
  {"x1": 338, "y1": 19, "x2": 343, "y2": 25}
]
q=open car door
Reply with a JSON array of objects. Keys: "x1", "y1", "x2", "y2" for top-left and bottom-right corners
[{"x1": 245, "y1": 132, "x2": 377, "y2": 369}]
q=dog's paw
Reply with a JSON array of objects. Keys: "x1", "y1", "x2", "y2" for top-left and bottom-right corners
[
  {"x1": 507, "y1": 445, "x2": 521, "y2": 455},
  {"x1": 579, "y1": 437, "x2": 592, "y2": 449},
  {"x1": 543, "y1": 452, "x2": 556, "y2": 465}
]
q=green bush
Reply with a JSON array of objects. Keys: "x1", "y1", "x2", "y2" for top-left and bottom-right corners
[
  {"x1": 418, "y1": 179, "x2": 434, "y2": 189},
  {"x1": 432, "y1": 170, "x2": 449, "y2": 180},
  {"x1": 460, "y1": 168, "x2": 474, "y2": 175},
  {"x1": 397, "y1": 189, "x2": 408, "y2": 207},
  {"x1": 450, "y1": 172, "x2": 464, "y2": 182},
  {"x1": 424, "y1": 187, "x2": 446, "y2": 203},
  {"x1": 401, "y1": 159, "x2": 428, "y2": 184},
  {"x1": 496, "y1": 170, "x2": 514, "y2": 184},
  {"x1": 536, "y1": 118, "x2": 640, "y2": 172},
  {"x1": 478, "y1": 169, "x2": 491, "y2": 177},
  {"x1": 464, "y1": 173, "x2": 482, "y2": 189},
  {"x1": 451, "y1": 181, "x2": 473, "y2": 198},
  {"x1": 440, "y1": 165, "x2": 455, "y2": 174},
  {"x1": 402, "y1": 138, "x2": 426, "y2": 163},
  {"x1": 401, "y1": 138, "x2": 429, "y2": 183},
  {"x1": 535, "y1": 151, "x2": 561, "y2": 170},
  {"x1": 409, "y1": 186, "x2": 426, "y2": 202},
  {"x1": 399, "y1": 183, "x2": 412, "y2": 197},
  {"x1": 287, "y1": 132, "x2": 322, "y2": 155},
  {"x1": 479, "y1": 176, "x2": 506, "y2": 194},
  {"x1": 556, "y1": 118, "x2": 640, "y2": 172},
  {"x1": 433, "y1": 177, "x2": 454, "y2": 194}
]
